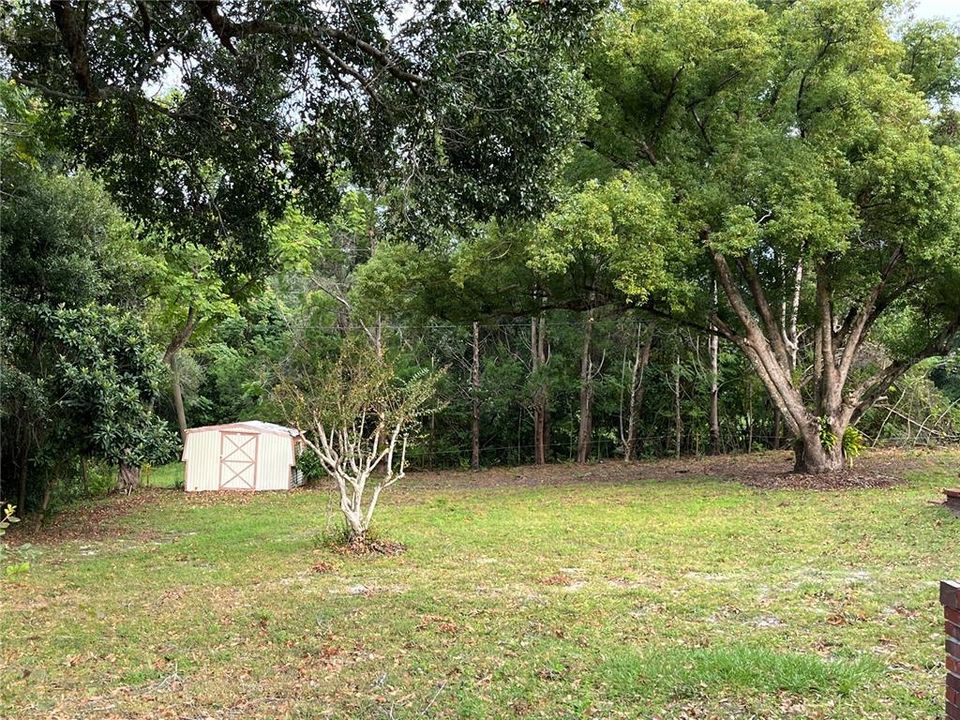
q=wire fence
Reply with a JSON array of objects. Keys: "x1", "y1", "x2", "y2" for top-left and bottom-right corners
[{"x1": 405, "y1": 431, "x2": 960, "y2": 470}]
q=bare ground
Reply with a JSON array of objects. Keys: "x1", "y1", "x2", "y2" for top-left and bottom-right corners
[{"x1": 401, "y1": 446, "x2": 957, "y2": 491}]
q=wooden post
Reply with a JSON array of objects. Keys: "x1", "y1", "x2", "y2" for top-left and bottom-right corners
[
  {"x1": 945, "y1": 488, "x2": 960, "y2": 511},
  {"x1": 942, "y1": 580, "x2": 960, "y2": 720}
]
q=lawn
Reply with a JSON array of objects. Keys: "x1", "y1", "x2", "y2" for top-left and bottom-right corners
[{"x1": 2, "y1": 450, "x2": 958, "y2": 719}]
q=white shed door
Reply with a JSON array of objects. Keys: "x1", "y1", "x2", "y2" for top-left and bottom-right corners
[{"x1": 219, "y1": 431, "x2": 258, "y2": 490}]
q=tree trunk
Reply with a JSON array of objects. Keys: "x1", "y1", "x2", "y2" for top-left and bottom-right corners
[
  {"x1": 164, "y1": 306, "x2": 197, "y2": 441},
  {"x1": 793, "y1": 421, "x2": 844, "y2": 474},
  {"x1": 116, "y1": 462, "x2": 141, "y2": 494},
  {"x1": 170, "y1": 356, "x2": 188, "y2": 440},
  {"x1": 373, "y1": 312, "x2": 384, "y2": 360},
  {"x1": 38, "y1": 475, "x2": 56, "y2": 526},
  {"x1": 576, "y1": 308, "x2": 595, "y2": 463},
  {"x1": 17, "y1": 439, "x2": 29, "y2": 514},
  {"x1": 783, "y1": 256, "x2": 803, "y2": 372},
  {"x1": 531, "y1": 316, "x2": 549, "y2": 465},
  {"x1": 531, "y1": 317, "x2": 543, "y2": 465},
  {"x1": 708, "y1": 283, "x2": 721, "y2": 455},
  {"x1": 673, "y1": 354, "x2": 682, "y2": 459},
  {"x1": 341, "y1": 498, "x2": 366, "y2": 542},
  {"x1": 539, "y1": 316, "x2": 550, "y2": 462},
  {"x1": 471, "y1": 322, "x2": 481, "y2": 471},
  {"x1": 624, "y1": 321, "x2": 654, "y2": 461}
]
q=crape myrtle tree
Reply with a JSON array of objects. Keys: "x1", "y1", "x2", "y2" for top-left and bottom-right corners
[
  {"x1": 276, "y1": 339, "x2": 443, "y2": 543},
  {"x1": 576, "y1": 0, "x2": 960, "y2": 473},
  {"x1": 1, "y1": 0, "x2": 599, "y2": 267}
]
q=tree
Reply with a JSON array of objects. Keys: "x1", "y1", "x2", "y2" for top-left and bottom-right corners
[
  {"x1": 2, "y1": 0, "x2": 597, "y2": 272},
  {"x1": 144, "y1": 243, "x2": 241, "y2": 437},
  {"x1": 277, "y1": 340, "x2": 442, "y2": 543},
  {"x1": 1, "y1": 86, "x2": 174, "y2": 509},
  {"x1": 576, "y1": 0, "x2": 960, "y2": 473},
  {"x1": 621, "y1": 319, "x2": 656, "y2": 461},
  {"x1": 46, "y1": 307, "x2": 179, "y2": 494}
]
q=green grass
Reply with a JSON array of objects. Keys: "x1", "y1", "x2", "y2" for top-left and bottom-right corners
[
  {"x1": 142, "y1": 462, "x2": 183, "y2": 489},
  {"x1": 601, "y1": 644, "x2": 879, "y2": 699},
  {"x1": 2, "y1": 450, "x2": 958, "y2": 719}
]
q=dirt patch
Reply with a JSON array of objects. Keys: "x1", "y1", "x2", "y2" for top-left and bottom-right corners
[
  {"x1": 738, "y1": 470, "x2": 902, "y2": 491},
  {"x1": 618, "y1": 449, "x2": 937, "y2": 490},
  {"x1": 5, "y1": 488, "x2": 172, "y2": 546},
  {"x1": 181, "y1": 490, "x2": 260, "y2": 507},
  {"x1": 311, "y1": 560, "x2": 335, "y2": 573},
  {"x1": 540, "y1": 572, "x2": 574, "y2": 586},
  {"x1": 396, "y1": 447, "x2": 952, "y2": 493}
]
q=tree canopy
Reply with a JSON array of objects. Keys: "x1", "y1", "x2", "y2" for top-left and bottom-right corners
[
  {"x1": 2, "y1": 0, "x2": 598, "y2": 276},
  {"x1": 549, "y1": 0, "x2": 960, "y2": 471},
  {"x1": 1, "y1": 87, "x2": 176, "y2": 509}
]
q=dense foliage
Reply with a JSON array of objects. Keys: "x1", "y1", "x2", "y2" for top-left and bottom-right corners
[
  {"x1": 1, "y1": 2, "x2": 959, "y2": 515},
  {"x1": 1, "y1": 0, "x2": 597, "y2": 275},
  {"x1": 0, "y1": 86, "x2": 176, "y2": 511},
  {"x1": 569, "y1": 0, "x2": 960, "y2": 471}
]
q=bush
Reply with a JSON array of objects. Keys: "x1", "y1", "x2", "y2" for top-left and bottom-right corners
[
  {"x1": 296, "y1": 450, "x2": 328, "y2": 484},
  {"x1": 0, "y1": 504, "x2": 30, "y2": 576},
  {"x1": 842, "y1": 427, "x2": 865, "y2": 467}
]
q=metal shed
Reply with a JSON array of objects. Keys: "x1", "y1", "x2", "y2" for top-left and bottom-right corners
[{"x1": 181, "y1": 421, "x2": 304, "y2": 492}]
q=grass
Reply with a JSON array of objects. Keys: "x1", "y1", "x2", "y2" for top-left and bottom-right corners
[
  {"x1": 2, "y1": 449, "x2": 958, "y2": 719},
  {"x1": 142, "y1": 462, "x2": 183, "y2": 490}
]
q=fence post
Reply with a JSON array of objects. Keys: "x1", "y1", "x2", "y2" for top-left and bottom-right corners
[{"x1": 943, "y1": 580, "x2": 960, "y2": 720}]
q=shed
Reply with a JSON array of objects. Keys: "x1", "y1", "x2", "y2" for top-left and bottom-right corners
[{"x1": 181, "y1": 421, "x2": 305, "y2": 492}]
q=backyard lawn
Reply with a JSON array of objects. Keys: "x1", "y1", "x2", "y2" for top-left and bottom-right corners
[{"x1": 2, "y1": 449, "x2": 958, "y2": 719}]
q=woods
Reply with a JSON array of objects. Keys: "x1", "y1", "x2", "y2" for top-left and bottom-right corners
[{"x1": 2, "y1": 0, "x2": 959, "y2": 508}]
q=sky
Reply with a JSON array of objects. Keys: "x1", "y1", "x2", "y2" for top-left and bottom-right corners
[{"x1": 911, "y1": 0, "x2": 960, "y2": 21}]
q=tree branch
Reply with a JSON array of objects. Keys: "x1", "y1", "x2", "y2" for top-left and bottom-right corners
[
  {"x1": 190, "y1": 1, "x2": 425, "y2": 85},
  {"x1": 163, "y1": 306, "x2": 197, "y2": 366},
  {"x1": 847, "y1": 314, "x2": 960, "y2": 424},
  {"x1": 49, "y1": 0, "x2": 98, "y2": 100},
  {"x1": 836, "y1": 244, "x2": 904, "y2": 385},
  {"x1": 814, "y1": 266, "x2": 841, "y2": 414},
  {"x1": 710, "y1": 247, "x2": 808, "y2": 430},
  {"x1": 738, "y1": 254, "x2": 791, "y2": 371}
]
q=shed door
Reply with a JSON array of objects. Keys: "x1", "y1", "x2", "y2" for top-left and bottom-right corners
[{"x1": 219, "y1": 431, "x2": 258, "y2": 490}]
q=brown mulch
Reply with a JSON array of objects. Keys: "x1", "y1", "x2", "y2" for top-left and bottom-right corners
[
  {"x1": 737, "y1": 469, "x2": 902, "y2": 491},
  {"x1": 332, "y1": 536, "x2": 406, "y2": 557}
]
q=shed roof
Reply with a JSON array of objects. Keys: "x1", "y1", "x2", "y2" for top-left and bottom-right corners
[{"x1": 185, "y1": 421, "x2": 302, "y2": 437}]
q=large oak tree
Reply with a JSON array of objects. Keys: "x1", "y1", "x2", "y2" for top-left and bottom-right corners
[
  {"x1": 568, "y1": 0, "x2": 960, "y2": 473},
  {"x1": 1, "y1": 0, "x2": 597, "y2": 274}
]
